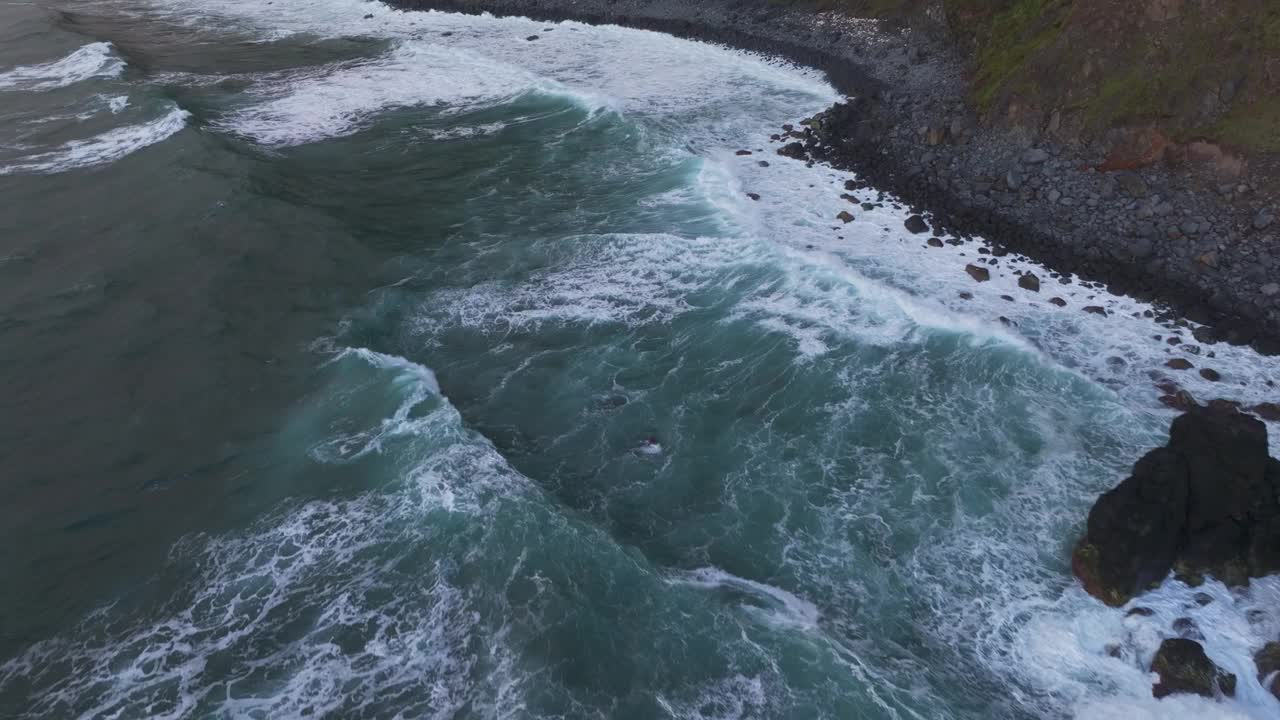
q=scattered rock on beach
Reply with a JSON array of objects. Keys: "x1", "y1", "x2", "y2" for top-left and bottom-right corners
[{"x1": 965, "y1": 264, "x2": 990, "y2": 282}]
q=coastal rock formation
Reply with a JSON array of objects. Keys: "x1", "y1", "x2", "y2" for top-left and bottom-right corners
[
  {"x1": 1151, "y1": 638, "x2": 1236, "y2": 699},
  {"x1": 1073, "y1": 404, "x2": 1280, "y2": 606}
]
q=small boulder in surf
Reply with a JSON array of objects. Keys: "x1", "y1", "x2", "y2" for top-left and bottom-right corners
[
  {"x1": 1151, "y1": 638, "x2": 1236, "y2": 699},
  {"x1": 965, "y1": 264, "x2": 990, "y2": 282},
  {"x1": 904, "y1": 215, "x2": 928, "y2": 234},
  {"x1": 777, "y1": 142, "x2": 807, "y2": 160}
]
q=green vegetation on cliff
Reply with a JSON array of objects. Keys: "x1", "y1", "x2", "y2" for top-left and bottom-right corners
[{"x1": 776, "y1": 0, "x2": 1280, "y2": 153}]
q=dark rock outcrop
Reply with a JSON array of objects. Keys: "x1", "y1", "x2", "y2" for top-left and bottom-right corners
[
  {"x1": 1073, "y1": 404, "x2": 1280, "y2": 606},
  {"x1": 1151, "y1": 638, "x2": 1236, "y2": 699}
]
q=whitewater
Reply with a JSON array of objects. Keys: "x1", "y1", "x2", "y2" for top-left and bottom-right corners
[{"x1": 0, "y1": 0, "x2": 1277, "y2": 718}]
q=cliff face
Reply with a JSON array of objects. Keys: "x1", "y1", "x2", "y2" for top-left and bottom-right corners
[{"x1": 807, "y1": 0, "x2": 1280, "y2": 159}]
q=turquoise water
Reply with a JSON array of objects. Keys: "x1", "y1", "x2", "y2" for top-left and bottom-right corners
[{"x1": 2, "y1": 0, "x2": 1279, "y2": 717}]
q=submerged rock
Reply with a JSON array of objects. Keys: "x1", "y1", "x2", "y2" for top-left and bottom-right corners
[
  {"x1": 1151, "y1": 638, "x2": 1236, "y2": 699},
  {"x1": 1073, "y1": 404, "x2": 1280, "y2": 606}
]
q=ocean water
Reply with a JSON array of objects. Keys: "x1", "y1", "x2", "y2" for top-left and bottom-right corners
[{"x1": 1, "y1": 0, "x2": 1278, "y2": 718}]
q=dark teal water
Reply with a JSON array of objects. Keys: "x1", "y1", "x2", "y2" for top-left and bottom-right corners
[{"x1": 2, "y1": 1, "x2": 1279, "y2": 717}]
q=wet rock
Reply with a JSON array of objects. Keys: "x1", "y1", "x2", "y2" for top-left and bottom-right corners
[
  {"x1": 1256, "y1": 642, "x2": 1280, "y2": 699},
  {"x1": 837, "y1": 210, "x2": 855, "y2": 223},
  {"x1": 959, "y1": 291, "x2": 973, "y2": 300},
  {"x1": 1160, "y1": 390, "x2": 1199, "y2": 412},
  {"x1": 757, "y1": 160, "x2": 769, "y2": 167},
  {"x1": 1193, "y1": 592, "x2": 1214, "y2": 606},
  {"x1": 1255, "y1": 210, "x2": 1275, "y2": 231},
  {"x1": 525, "y1": 34, "x2": 540, "y2": 41},
  {"x1": 1199, "y1": 368, "x2": 1221, "y2": 381},
  {"x1": 363, "y1": 13, "x2": 374, "y2": 18},
  {"x1": 1018, "y1": 273, "x2": 1041, "y2": 292},
  {"x1": 746, "y1": 193, "x2": 760, "y2": 201},
  {"x1": 1126, "y1": 606, "x2": 1155, "y2": 617},
  {"x1": 777, "y1": 142, "x2": 807, "y2": 160},
  {"x1": 1072, "y1": 404, "x2": 1280, "y2": 606},
  {"x1": 1172, "y1": 617, "x2": 1204, "y2": 641},
  {"x1": 1166, "y1": 358, "x2": 1194, "y2": 370},
  {"x1": 1151, "y1": 638, "x2": 1236, "y2": 699},
  {"x1": 1083, "y1": 306, "x2": 1107, "y2": 315},
  {"x1": 1252, "y1": 403, "x2": 1280, "y2": 421},
  {"x1": 1049, "y1": 297, "x2": 1067, "y2": 307},
  {"x1": 965, "y1": 264, "x2": 990, "y2": 282},
  {"x1": 904, "y1": 215, "x2": 928, "y2": 234},
  {"x1": 927, "y1": 237, "x2": 943, "y2": 248},
  {"x1": 735, "y1": 150, "x2": 753, "y2": 156}
]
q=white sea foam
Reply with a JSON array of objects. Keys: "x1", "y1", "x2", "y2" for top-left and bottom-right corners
[
  {"x1": 0, "y1": 104, "x2": 188, "y2": 175},
  {"x1": 671, "y1": 567, "x2": 821, "y2": 630},
  {"x1": 0, "y1": 347, "x2": 530, "y2": 718},
  {"x1": 0, "y1": 42, "x2": 124, "y2": 91},
  {"x1": 217, "y1": 42, "x2": 541, "y2": 146}
]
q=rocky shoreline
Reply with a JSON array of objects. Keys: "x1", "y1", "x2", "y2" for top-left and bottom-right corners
[{"x1": 385, "y1": 0, "x2": 1280, "y2": 355}]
